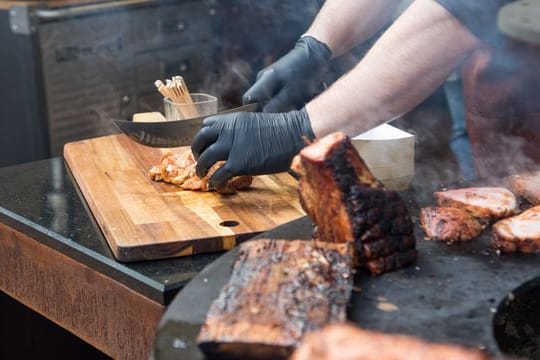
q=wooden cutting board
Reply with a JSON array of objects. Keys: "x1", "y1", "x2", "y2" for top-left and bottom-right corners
[{"x1": 64, "y1": 134, "x2": 305, "y2": 262}]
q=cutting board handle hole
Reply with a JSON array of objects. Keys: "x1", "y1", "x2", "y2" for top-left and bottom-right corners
[{"x1": 220, "y1": 220, "x2": 240, "y2": 227}]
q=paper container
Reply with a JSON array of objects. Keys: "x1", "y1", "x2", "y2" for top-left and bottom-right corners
[{"x1": 352, "y1": 124, "x2": 415, "y2": 191}]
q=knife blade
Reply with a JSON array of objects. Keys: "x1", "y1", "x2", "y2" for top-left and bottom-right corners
[{"x1": 113, "y1": 102, "x2": 259, "y2": 148}]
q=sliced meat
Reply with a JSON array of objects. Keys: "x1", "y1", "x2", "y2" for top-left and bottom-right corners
[
  {"x1": 420, "y1": 207, "x2": 486, "y2": 243},
  {"x1": 196, "y1": 239, "x2": 353, "y2": 360},
  {"x1": 148, "y1": 165, "x2": 162, "y2": 181},
  {"x1": 291, "y1": 323, "x2": 489, "y2": 360},
  {"x1": 149, "y1": 150, "x2": 195, "y2": 185},
  {"x1": 508, "y1": 171, "x2": 540, "y2": 205},
  {"x1": 492, "y1": 205, "x2": 540, "y2": 253},
  {"x1": 291, "y1": 132, "x2": 416, "y2": 275},
  {"x1": 148, "y1": 149, "x2": 253, "y2": 194},
  {"x1": 434, "y1": 187, "x2": 518, "y2": 222}
]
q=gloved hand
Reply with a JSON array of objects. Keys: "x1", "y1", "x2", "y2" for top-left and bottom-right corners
[
  {"x1": 243, "y1": 36, "x2": 332, "y2": 113},
  {"x1": 191, "y1": 108, "x2": 315, "y2": 189}
]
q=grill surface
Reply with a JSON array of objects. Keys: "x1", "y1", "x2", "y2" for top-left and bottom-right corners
[{"x1": 153, "y1": 190, "x2": 540, "y2": 360}]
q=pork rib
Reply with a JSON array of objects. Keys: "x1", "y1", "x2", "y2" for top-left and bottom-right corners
[
  {"x1": 291, "y1": 323, "x2": 489, "y2": 360},
  {"x1": 196, "y1": 239, "x2": 353, "y2": 360},
  {"x1": 420, "y1": 207, "x2": 486, "y2": 243},
  {"x1": 434, "y1": 187, "x2": 518, "y2": 222},
  {"x1": 492, "y1": 205, "x2": 540, "y2": 253},
  {"x1": 291, "y1": 132, "x2": 416, "y2": 275}
]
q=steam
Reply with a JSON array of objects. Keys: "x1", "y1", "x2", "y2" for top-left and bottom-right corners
[
  {"x1": 461, "y1": 39, "x2": 540, "y2": 184},
  {"x1": 39, "y1": 0, "x2": 540, "y2": 185},
  {"x1": 199, "y1": 59, "x2": 253, "y2": 109}
]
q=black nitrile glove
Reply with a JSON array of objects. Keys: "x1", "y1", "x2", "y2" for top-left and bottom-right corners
[
  {"x1": 191, "y1": 108, "x2": 315, "y2": 188},
  {"x1": 243, "y1": 36, "x2": 332, "y2": 113}
]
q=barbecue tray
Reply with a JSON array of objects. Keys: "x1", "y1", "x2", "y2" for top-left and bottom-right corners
[{"x1": 153, "y1": 189, "x2": 540, "y2": 360}]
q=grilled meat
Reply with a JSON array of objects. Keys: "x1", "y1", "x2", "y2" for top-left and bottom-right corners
[
  {"x1": 291, "y1": 323, "x2": 489, "y2": 360},
  {"x1": 492, "y1": 205, "x2": 540, "y2": 253},
  {"x1": 148, "y1": 150, "x2": 194, "y2": 184},
  {"x1": 434, "y1": 187, "x2": 518, "y2": 222},
  {"x1": 508, "y1": 171, "x2": 540, "y2": 205},
  {"x1": 291, "y1": 132, "x2": 416, "y2": 275},
  {"x1": 148, "y1": 150, "x2": 252, "y2": 194},
  {"x1": 196, "y1": 239, "x2": 353, "y2": 360},
  {"x1": 420, "y1": 207, "x2": 486, "y2": 243},
  {"x1": 198, "y1": 132, "x2": 419, "y2": 358}
]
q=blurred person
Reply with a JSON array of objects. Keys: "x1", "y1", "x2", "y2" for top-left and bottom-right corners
[{"x1": 192, "y1": 0, "x2": 512, "y2": 188}]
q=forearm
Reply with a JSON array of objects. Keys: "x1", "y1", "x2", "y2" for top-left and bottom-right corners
[
  {"x1": 305, "y1": 0, "x2": 403, "y2": 57},
  {"x1": 307, "y1": 0, "x2": 482, "y2": 138}
]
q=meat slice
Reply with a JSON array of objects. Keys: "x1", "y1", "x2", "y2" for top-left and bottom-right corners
[
  {"x1": 149, "y1": 150, "x2": 195, "y2": 184},
  {"x1": 290, "y1": 132, "x2": 416, "y2": 275},
  {"x1": 434, "y1": 187, "x2": 518, "y2": 222},
  {"x1": 148, "y1": 149, "x2": 252, "y2": 194},
  {"x1": 492, "y1": 205, "x2": 540, "y2": 253},
  {"x1": 420, "y1": 207, "x2": 486, "y2": 243},
  {"x1": 291, "y1": 323, "x2": 489, "y2": 360},
  {"x1": 196, "y1": 239, "x2": 353, "y2": 360},
  {"x1": 508, "y1": 171, "x2": 540, "y2": 205}
]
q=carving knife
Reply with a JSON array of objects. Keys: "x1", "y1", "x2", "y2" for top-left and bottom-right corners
[{"x1": 113, "y1": 102, "x2": 259, "y2": 148}]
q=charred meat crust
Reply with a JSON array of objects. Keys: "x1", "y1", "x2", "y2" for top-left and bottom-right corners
[
  {"x1": 196, "y1": 239, "x2": 353, "y2": 360},
  {"x1": 365, "y1": 249, "x2": 418, "y2": 275},
  {"x1": 295, "y1": 132, "x2": 416, "y2": 274}
]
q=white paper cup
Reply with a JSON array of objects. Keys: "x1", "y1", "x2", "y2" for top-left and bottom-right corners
[
  {"x1": 163, "y1": 93, "x2": 218, "y2": 121},
  {"x1": 352, "y1": 124, "x2": 415, "y2": 191}
]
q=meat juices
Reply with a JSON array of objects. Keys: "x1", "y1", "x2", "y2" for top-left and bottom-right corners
[
  {"x1": 420, "y1": 207, "x2": 485, "y2": 243},
  {"x1": 196, "y1": 239, "x2": 353, "y2": 360},
  {"x1": 291, "y1": 324, "x2": 489, "y2": 360},
  {"x1": 492, "y1": 205, "x2": 540, "y2": 253},
  {"x1": 148, "y1": 150, "x2": 252, "y2": 194},
  {"x1": 434, "y1": 187, "x2": 518, "y2": 222},
  {"x1": 291, "y1": 132, "x2": 416, "y2": 275}
]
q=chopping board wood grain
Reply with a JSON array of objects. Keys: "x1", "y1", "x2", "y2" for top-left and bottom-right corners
[{"x1": 64, "y1": 134, "x2": 305, "y2": 262}]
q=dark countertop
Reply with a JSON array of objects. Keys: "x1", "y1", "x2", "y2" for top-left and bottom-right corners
[{"x1": 0, "y1": 157, "x2": 222, "y2": 305}]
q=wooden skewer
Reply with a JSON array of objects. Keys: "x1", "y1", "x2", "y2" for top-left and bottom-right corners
[
  {"x1": 168, "y1": 83, "x2": 180, "y2": 102},
  {"x1": 155, "y1": 76, "x2": 200, "y2": 119},
  {"x1": 155, "y1": 80, "x2": 174, "y2": 100},
  {"x1": 178, "y1": 76, "x2": 194, "y2": 104},
  {"x1": 179, "y1": 77, "x2": 200, "y2": 118}
]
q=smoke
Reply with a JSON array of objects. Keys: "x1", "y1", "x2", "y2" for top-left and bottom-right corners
[
  {"x1": 197, "y1": 0, "x2": 320, "y2": 107},
  {"x1": 35, "y1": 0, "x2": 540, "y2": 183},
  {"x1": 199, "y1": 58, "x2": 253, "y2": 109},
  {"x1": 461, "y1": 40, "x2": 540, "y2": 183}
]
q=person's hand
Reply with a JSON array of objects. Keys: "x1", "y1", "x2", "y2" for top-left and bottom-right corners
[
  {"x1": 191, "y1": 108, "x2": 314, "y2": 189},
  {"x1": 242, "y1": 36, "x2": 332, "y2": 113}
]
